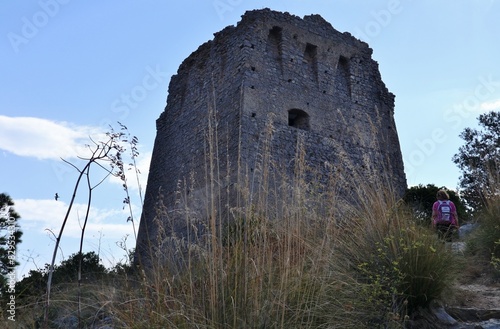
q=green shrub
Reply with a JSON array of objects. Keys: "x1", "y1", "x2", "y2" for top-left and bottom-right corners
[
  {"x1": 468, "y1": 196, "x2": 500, "y2": 274},
  {"x1": 332, "y1": 190, "x2": 459, "y2": 326}
]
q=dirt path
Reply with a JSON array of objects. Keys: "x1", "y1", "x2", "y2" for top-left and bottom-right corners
[
  {"x1": 450, "y1": 282, "x2": 500, "y2": 310},
  {"x1": 444, "y1": 246, "x2": 500, "y2": 328}
]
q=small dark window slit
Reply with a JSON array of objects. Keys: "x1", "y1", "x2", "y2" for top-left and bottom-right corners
[{"x1": 288, "y1": 109, "x2": 310, "y2": 130}]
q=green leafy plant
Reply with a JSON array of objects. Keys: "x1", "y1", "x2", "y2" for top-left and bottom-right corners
[
  {"x1": 332, "y1": 190, "x2": 459, "y2": 327},
  {"x1": 467, "y1": 195, "x2": 500, "y2": 275},
  {"x1": 453, "y1": 111, "x2": 500, "y2": 213}
]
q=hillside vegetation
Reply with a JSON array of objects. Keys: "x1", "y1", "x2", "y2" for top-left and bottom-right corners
[
  {"x1": 6, "y1": 169, "x2": 499, "y2": 328},
  {"x1": 3, "y1": 113, "x2": 499, "y2": 328}
]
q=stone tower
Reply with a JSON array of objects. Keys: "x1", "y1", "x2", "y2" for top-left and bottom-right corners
[{"x1": 135, "y1": 9, "x2": 407, "y2": 264}]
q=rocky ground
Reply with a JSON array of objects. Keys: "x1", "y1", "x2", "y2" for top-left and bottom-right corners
[
  {"x1": 445, "y1": 267, "x2": 500, "y2": 328},
  {"x1": 434, "y1": 237, "x2": 500, "y2": 328},
  {"x1": 406, "y1": 228, "x2": 500, "y2": 329},
  {"x1": 450, "y1": 281, "x2": 500, "y2": 311}
]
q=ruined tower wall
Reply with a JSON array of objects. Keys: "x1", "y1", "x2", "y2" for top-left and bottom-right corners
[
  {"x1": 136, "y1": 9, "x2": 407, "y2": 262},
  {"x1": 234, "y1": 11, "x2": 405, "y2": 189},
  {"x1": 136, "y1": 20, "x2": 248, "y2": 249}
]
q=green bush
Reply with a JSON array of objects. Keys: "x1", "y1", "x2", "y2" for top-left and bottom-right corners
[
  {"x1": 468, "y1": 196, "x2": 500, "y2": 274},
  {"x1": 332, "y1": 191, "x2": 459, "y2": 327}
]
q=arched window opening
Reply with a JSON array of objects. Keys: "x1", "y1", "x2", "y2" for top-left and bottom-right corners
[{"x1": 288, "y1": 109, "x2": 310, "y2": 130}]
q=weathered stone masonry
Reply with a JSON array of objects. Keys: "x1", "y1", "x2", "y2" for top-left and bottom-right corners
[{"x1": 135, "y1": 9, "x2": 407, "y2": 263}]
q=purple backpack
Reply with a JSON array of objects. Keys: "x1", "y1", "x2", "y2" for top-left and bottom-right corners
[{"x1": 436, "y1": 200, "x2": 453, "y2": 224}]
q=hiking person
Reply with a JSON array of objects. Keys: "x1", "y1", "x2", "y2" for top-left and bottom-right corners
[{"x1": 431, "y1": 189, "x2": 459, "y2": 241}]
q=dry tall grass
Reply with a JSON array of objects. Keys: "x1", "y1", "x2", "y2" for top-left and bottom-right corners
[
  {"x1": 9, "y1": 117, "x2": 462, "y2": 328},
  {"x1": 98, "y1": 117, "x2": 458, "y2": 328}
]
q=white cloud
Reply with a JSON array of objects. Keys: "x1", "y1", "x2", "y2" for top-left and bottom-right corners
[
  {"x1": 14, "y1": 198, "x2": 137, "y2": 240},
  {"x1": 480, "y1": 99, "x2": 500, "y2": 112},
  {"x1": 13, "y1": 198, "x2": 138, "y2": 277},
  {"x1": 0, "y1": 116, "x2": 106, "y2": 160}
]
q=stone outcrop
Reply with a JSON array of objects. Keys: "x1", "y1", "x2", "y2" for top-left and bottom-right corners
[{"x1": 135, "y1": 8, "x2": 407, "y2": 265}]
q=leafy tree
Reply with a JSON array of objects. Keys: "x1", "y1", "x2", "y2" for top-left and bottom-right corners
[
  {"x1": 0, "y1": 193, "x2": 23, "y2": 296},
  {"x1": 453, "y1": 111, "x2": 500, "y2": 212},
  {"x1": 15, "y1": 251, "x2": 107, "y2": 300},
  {"x1": 52, "y1": 251, "x2": 107, "y2": 284},
  {"x1": 403, "y1": 184, "x2": 467, "y2": 223},
  {"x1": 15, "y1": 268, "x2": 46, "y2": 300}
]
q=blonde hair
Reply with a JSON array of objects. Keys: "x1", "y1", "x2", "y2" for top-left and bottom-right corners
[{"x1": 436, "y1": 189, "x2": 449, "y2": 201}]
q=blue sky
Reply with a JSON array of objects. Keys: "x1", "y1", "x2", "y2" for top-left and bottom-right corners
[{"x1": 1, "y1": 0, "x2": 499, "y2": 278}]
